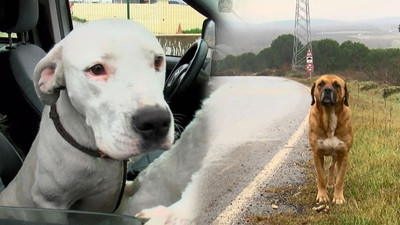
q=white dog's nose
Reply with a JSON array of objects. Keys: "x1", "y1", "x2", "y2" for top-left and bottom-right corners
[{"x1": 131, "y1": 106, "x2": 171, "y2": 141}]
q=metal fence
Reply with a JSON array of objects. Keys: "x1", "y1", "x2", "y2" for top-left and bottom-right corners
[
  {"x1": 70, "y1": 1, "x2": 204, "y2": 35},
  {"x1": 70, "y1": 1, "x2": 204, "y2": 55}
]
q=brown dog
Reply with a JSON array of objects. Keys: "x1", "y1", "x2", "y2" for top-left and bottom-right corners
[{"x1": 308, "y1": 74, "x2": 353, "y2": 204}]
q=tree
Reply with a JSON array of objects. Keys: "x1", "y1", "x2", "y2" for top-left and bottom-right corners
[
  {"x1": 217, "y1": 54, "x2": 237, "y2": 71},
  {"x1": 236, "y1": 52, "x2": 257, "y2": 71},
  {"x1": 366, "y1": 48, "x2": 400, "y2": 83},
  {"x1": 312, "y1": 39, "x2": 342, "y2": 73},
  {"x1": 270, "y1": 34, "x2": 295, "y2": 68},
  {"x1": 256, "y1": 47, "x2": 273, "y2": 70},
  {"x1": 340, "y1": 41, "x2": 369, "y2": 70}
]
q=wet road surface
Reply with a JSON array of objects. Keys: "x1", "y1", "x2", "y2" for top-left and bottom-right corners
[{"x1": 193, "y1": 76, "x2": 311, "y2": 224}]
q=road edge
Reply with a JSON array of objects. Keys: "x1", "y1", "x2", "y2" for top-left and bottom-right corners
[{"x1": 212, "y1": 112, "x2": 310, "y2": 225}]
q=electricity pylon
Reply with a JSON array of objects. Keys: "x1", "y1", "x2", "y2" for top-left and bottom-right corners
[{"x1": 292, "y1": 0, "x2": 312, "y2": 71}]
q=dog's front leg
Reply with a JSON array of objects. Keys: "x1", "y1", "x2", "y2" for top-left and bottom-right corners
[
  {"x1": 327, "y1": 155, "x2": 337, "y2": 188},
  {"x1": 312, "y1": 150, "x2": 329, "y2": 203},
  {"x1": 31, "y1": 188, "x2": 69, "y2": 209},
  {"x1": 31, "y1": 176, "x2": 70, "y2": 209},
  {"x1": 135, "y1": 172, "x2": 201, "y2": 225},
  {"x1": 332, "y1": 153, "x2": 348, "y2": 204}
]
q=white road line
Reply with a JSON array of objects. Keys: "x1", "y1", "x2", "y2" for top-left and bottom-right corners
[{"x1": 212, "y1": 113, "x2": 309, "y2": 225}]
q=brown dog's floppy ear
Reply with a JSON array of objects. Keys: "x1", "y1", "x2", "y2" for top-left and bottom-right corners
[
  {"x1": 311, "y1": 82, "x2": 316, "y2": 105},
  {"x1": 344, "y1": 84, "x2": 349, "y2": 106},
  {"x1": 33, "y1": 43, "x2": 66, "y2": 105}
]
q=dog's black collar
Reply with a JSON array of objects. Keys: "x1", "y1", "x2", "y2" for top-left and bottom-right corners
[
  {"x1": 49, "y1": 104, "x2": 107, "y2": 158},
  {"x1": 49, "y1": 104, "x2": 128, "y2": 212}
]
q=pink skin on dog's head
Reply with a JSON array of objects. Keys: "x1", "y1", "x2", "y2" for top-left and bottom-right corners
[{"x1": 39, "y1": 67, "x2": 55, "y2": 93}]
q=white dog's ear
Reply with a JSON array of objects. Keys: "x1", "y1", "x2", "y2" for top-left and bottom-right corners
[{"x1": 33, "y1": 43, "x2": 66, "y2": 105}]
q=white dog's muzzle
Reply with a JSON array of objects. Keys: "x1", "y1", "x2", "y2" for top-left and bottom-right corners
[{"x1": 131, "y1": 105, "x2": 172, "y2": 151}]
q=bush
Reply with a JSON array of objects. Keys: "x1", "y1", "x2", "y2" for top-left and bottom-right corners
[
  {"x1": 182, "y1": 28, "x2": 201, "y2": 34},
  {"x1": 359, "y1": 81, "x2": 378, "y2": 91},
  {"x1": 71, "y1": 15, "x2": 88, "y2": 23},
  {"x1": 382, "y1": 86, "x2": 400, "y2": 98}
]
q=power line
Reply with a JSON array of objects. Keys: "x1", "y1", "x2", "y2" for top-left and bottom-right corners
[{"x1": 292, "y1": 0, "x2": 312, "y2": 71}]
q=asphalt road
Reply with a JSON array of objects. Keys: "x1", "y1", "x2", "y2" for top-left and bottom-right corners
[{"x1": 191, "y1": 76, "x2": 311, "y2": 224}]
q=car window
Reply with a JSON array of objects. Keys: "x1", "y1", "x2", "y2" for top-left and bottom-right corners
[
  {"x1": 0, "y1": 206, "x2": 144, "y2": 225},
  {"x1": 0, "y1": 179, "x2": 4, "y2": 192},
  {"x1": 0, "y1": 32, "x2": 17, "y2": 48},
  {"x1": 69, "y1": 0, "x2": 206, "y2": 56}
]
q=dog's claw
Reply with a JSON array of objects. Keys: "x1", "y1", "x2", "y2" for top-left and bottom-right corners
[
  {"x1": 316, "y1": 194, "x2": 330, "y2": 203},
  {"x1": 332, "y1": 196, "x2": 346, "y2": 204}
]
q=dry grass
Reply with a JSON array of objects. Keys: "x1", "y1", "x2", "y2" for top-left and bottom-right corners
[
  {"x1": 248, "y1": 78, "x2": 400, "y2": 225},
  {"x1": 71, "y1": 1, "x2": 206, "y2": 34}
]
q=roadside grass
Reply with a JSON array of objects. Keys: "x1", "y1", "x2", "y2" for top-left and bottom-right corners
[{"x1": 247, "y1": 78, "x2": 400, "y2": 224}]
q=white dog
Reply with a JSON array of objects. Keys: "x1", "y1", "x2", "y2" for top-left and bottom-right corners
[{"x1": 0, "y1": 19, "x2": 174, "y2": 212}]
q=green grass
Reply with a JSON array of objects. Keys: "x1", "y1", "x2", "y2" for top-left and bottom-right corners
[
  {"x1": 71, "y1": 15, "x2": 88, "y2": 23},
  {"x1": 247, "y1": 79, "x2": 400, "y2": 224},
  {"x1": 182, "y1": 28, "x2": 201, "y2": 34}
]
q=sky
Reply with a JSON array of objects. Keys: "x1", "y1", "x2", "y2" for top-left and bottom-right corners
[{"x1": 232, "y1": 0, "x2": 400, "y2": 23}]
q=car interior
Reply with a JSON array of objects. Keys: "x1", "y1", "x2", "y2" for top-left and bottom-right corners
[{"x1": 0, "y1": 0, "x2": 216, "y2": 192}]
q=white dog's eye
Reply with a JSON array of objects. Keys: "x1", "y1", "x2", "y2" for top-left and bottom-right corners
[
  {"x1": 154, "y1": 56, "x2": 164, "y2": 72},
  {"x1": 89, "y1": 64, "x2": 106, "y2": 76}
]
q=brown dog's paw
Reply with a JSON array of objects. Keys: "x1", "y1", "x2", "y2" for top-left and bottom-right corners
[
  {"x1": 332, "y1": 195, "x2": 346, "y2": 204},
  {"x1": 316, "y1": 193, "x2": 330, "y2": 203}
]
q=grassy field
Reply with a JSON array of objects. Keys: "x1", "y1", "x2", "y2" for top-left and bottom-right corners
[
  {"x1": 248, "y1": 78, "x2": 400, "y2": 224},
  {"x1": 71, "y1": 1, "x2": 205, "y2": 34}
]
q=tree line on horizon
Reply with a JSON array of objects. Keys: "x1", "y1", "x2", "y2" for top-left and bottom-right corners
[{"x1": 215, "y1": 34, "x2": 400, "y2": 85}]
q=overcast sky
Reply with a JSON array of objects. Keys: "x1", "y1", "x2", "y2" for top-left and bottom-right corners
[{"x1": 232, "y1": 0, "x2": 400, "y2": 23}]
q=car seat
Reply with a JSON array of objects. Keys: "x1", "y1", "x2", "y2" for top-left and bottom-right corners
[
  {"x1": 0, "y1": 0, "x2": 45, "y2": 115},
  {"x1": 0, "y1": 131, "x2": 23, "y2": 189}
]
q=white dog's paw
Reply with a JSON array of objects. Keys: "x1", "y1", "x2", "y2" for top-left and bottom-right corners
[
  {"x1": 136, "y1": 206, "x2": 193, "y2": 225},
  {"x1": 136, "y1": 206, "x2": 170, "y2": 220}
]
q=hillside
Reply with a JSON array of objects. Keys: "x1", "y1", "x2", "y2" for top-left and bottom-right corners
[{"x1": 218, "y1": 17, "x2": 400, "y2": 56}]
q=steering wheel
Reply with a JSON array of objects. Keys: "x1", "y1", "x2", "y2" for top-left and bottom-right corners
[{"x1": 164, "y1": 39, "x2": 208, "y2": 104}]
